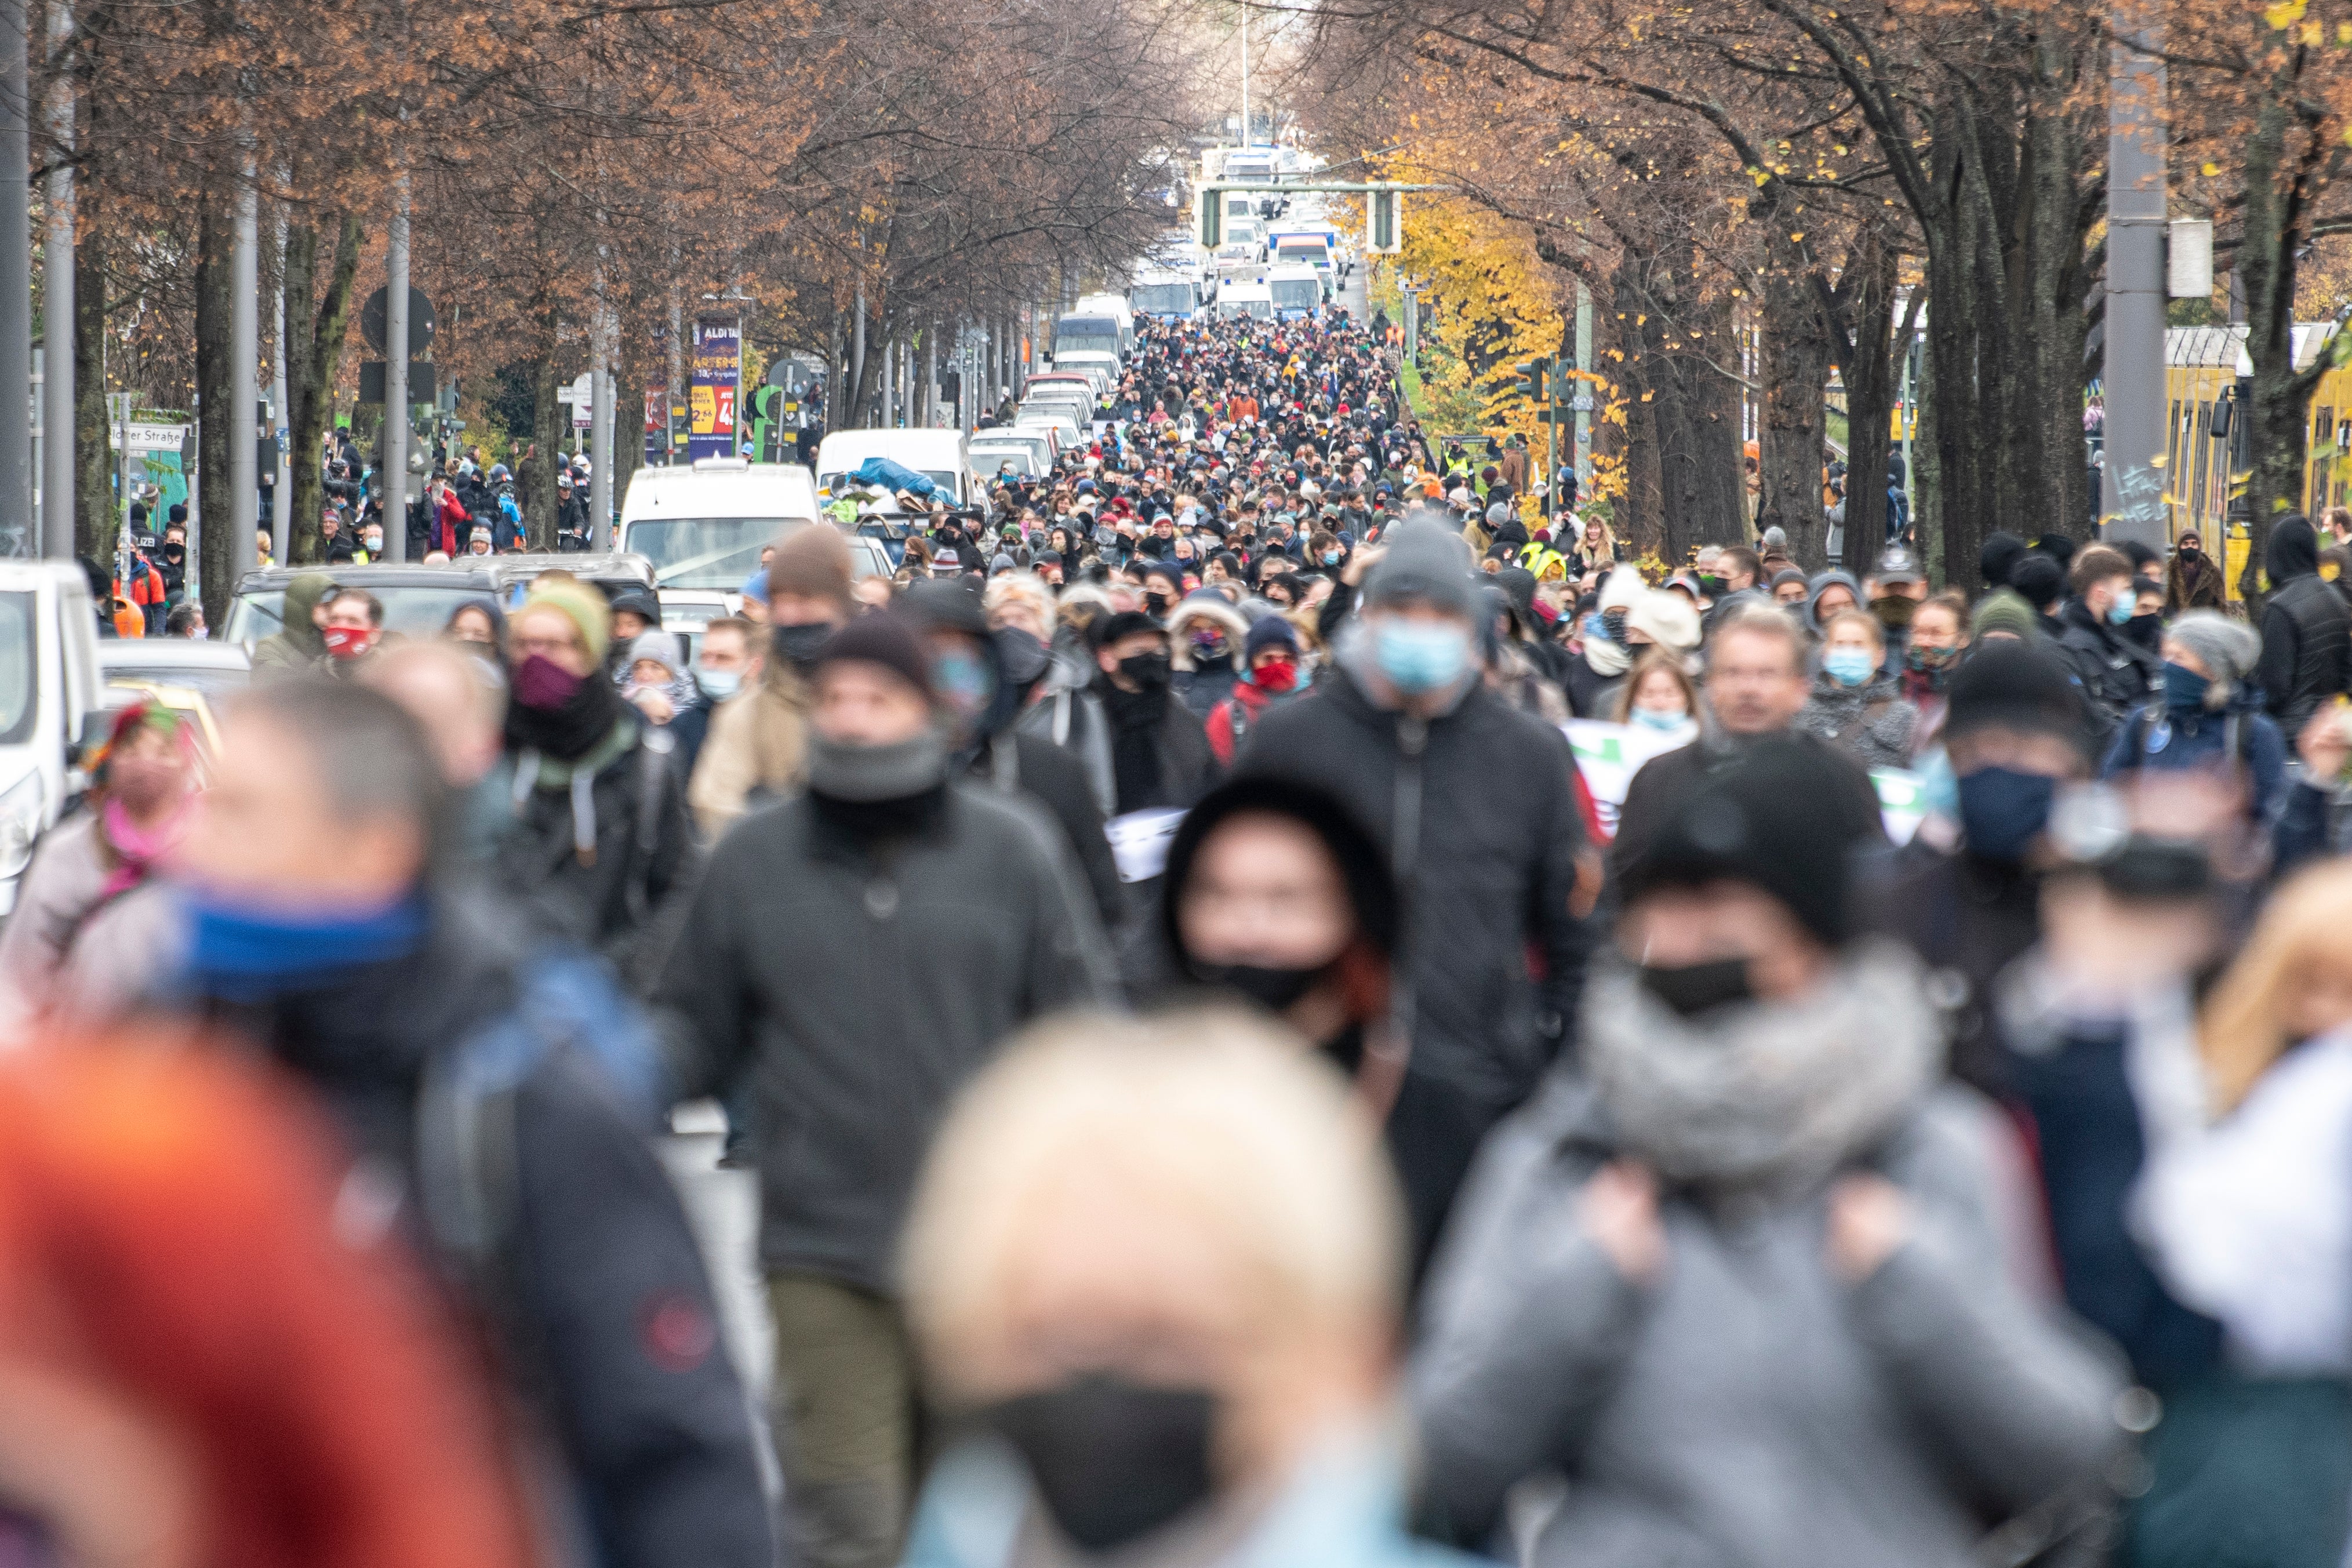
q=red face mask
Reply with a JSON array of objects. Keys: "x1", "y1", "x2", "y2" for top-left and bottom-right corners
[
  {"x1": 322, "y1": 625, "x2": 376, "y2": 661},
  {"x1": 1252, "y1": 657, "x2": 1298, "y2": 693}
]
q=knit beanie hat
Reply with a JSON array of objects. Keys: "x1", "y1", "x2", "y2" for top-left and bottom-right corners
[
  {"x1": 816, "y1": 610, "x2": 934, "y2": 703},
  {"x1": 2165, "y1": 610, "x2": 2261, "y2": 703},
  {"x1": 1626, "y1": 590, "x2": 1702, "y2": 656},
  {"x1": 1620, "y1": 735, "x2": 1874, "y2": 945},
  {"x1": 768, "y1": 523, "x2": 855, "y2": 608},
  {"x1": 1244, "y1": 614, "x2": 1301, "y2": 662},
  {"x1": 2008, "y1": 554, "x2": 2066, "y2": 612},
  {"x1": 1364, "y1": 516, "x2": 1478, "y2": 619},
  {"x1": 1979, "y1": 530, "x2": 2028, "y2": 590},
  {"x1": 1969, "y1": 588, "x2": 2041, "y2": 643},
  {"x1": 524, "y1": 580, "x2": 612, "y2": 663},
  {"x1": 1944, "y1": 639, "x2": 2088, "y2": 753},
  {"x1": 624, "y1": 629, "x2": 679, "y2": 676}
]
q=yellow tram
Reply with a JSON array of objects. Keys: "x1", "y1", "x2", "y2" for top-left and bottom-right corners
[{"x1": 2163, "y1": 326, "x2": 2352, "y2": 594}]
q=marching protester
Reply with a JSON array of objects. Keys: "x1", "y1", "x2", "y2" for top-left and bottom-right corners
[{"x1": 32, "y1": 293, "x2": 2352, "y2": 1568}]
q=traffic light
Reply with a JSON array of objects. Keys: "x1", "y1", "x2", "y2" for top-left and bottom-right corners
[
  {"x1": 1514, "y1": 357, "x2": 1553, "y2": 398},
  {"x1": 1197, "y1": 191, "x2": 1224, "y2": 250},
  {"x1": 1368, "y1": 188, "x2": 1399, "y2": 253}
]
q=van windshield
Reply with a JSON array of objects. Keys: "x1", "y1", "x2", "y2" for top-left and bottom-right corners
[
  {"x1": 1271, "y1": 279, "x2": 1321, "y2": 309},
  {"x1": 1130, "y1": 283, "x2": 1193, "y2": 315},
  {"x1": 624, "y1": 516, "x2": 791, "y2": 588},
  {"x1": 0, "y1": 592, "x2": 31, "y2": 745},
  {"x1": 1276, "y1": 243, "x2": 1328, "y2": 265}
]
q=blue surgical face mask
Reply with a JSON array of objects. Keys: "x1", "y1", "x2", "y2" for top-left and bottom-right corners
[
  {"x1": 1375, "y1": 619, "x2": 1471, "y2": 695},
  {"x1": 1955, "y1": 766, "x2": 2057, "y2": 862},
  {"x1": 935, "y1": 649, "x2": 994, "y2": 716},
  {"x1": 2105, "y1": 592, "x2": 2136, "y2": 628},
  {"x1": 1631, "y1": 705, "x2": 1691, "y2": 733},
  {"x1": 2162, "y1": 661, "x2": 2210, "y2": 714},
  {"x1": 697, "y1": 665, "x2": 743, "y2": 700},
  {"x1": 1823, "y1": 647, "x2": 1875, "y2": 688}
]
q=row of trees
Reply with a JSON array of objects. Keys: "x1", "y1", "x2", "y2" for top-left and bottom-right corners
[
  {"x1": 1299, "y1": 0, "x2": 2352, "y2": 587},
  {"x1": 41, "y1": 0, "x2": 1198, "y2": 616}
]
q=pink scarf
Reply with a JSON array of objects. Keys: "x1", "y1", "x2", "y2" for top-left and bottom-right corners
[{"x1": 99, "y1": 795, "x2": 190, "y2": 901}]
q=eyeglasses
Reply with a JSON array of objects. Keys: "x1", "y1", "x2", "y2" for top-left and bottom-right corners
[{"x1": 512, "y1": 633, "x2": 580, "y2": 659}]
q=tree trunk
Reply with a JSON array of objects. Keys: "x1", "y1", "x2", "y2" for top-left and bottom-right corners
[
  {"x1": 194, "y1": 170, "x2": 234, "y2": 627},
  {"x1": 285, "y1": 210, "x2": 361, "y2": 565},
  {"x1": 528, "y1": 292, "x2": 562, "y2": 550},
  {"x1": 1828, "y1": 229, "x2": 1897, "y2": 572},
  {"x1": 2011, "y1": 53, "x2": 2094, "y2": 543},
  {"x1": 1753, "y1": 216, "x2": 1831, "y2": 568},
  {"x1": 2235, "y1": 90, "x2": 2332, "y2": 600},
  {"x1": 1609, "y1": 258, "x2": 1662, "y2": 555},
  {"x1": 71, "y1": 143, "x2": 106, "y2": 564},
  {"x1": 1641, "y1": 248, "x2": 1744, "y2": 564}
]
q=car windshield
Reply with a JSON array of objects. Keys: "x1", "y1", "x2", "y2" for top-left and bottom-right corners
[
  {"x1": 99, "y1": 661, "x2": 248, "y2": 700},
  {"x1": 624, "y1": 516, "x2": 797, "y2": 588},
  {"x1": 224, "y1": 584, "x2": 497, "y2": 646},
  {"x1": 971, "y1": 447, "x2": 1040, "y2": 477},
  {"x1": 1271, "y1": 279, "x2": 1321, "y2": 308},
  {"x1": 1131, "y1": 284, "x2": 1193, "y2": 314},
  {"x1": 0, "y1": 592, "x2": 30, "y2": 745}
]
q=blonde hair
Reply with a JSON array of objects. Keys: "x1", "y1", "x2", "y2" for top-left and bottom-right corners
[
  {"x1": 1612, "y1": 649, "x2": 1699, "y2": 723},
  {"x1": 2198, "y1": 859, "x2": 2352, "y2": 1112},
  {"x1": 900, "y1": 1010, "x2": 1404, "y2": 1392},
  {"x1": 983, "y1": 571, "x2": 1056, "y2": 642},
  {"x1": 1822, "y1": 607, "x2": 1885, "y2": 650}
]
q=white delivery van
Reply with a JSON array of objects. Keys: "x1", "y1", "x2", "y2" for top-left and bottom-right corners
[
  {"x1": 1071, "y1": 293, "x2": 1136, "y2": 355},
  {"x1": 0, "y1": 561, "x2": 103, "y2": 916},
  {"x1": 1266, "y1": 231, "x2": 1340, "y2": 297},
  {"x1": 814, "y1": 428, "x2": 974, "y2": 508},
  {"x1": 619, "y1": 457, "x2": 823, "y2": 592},
  {"x1": 1266, "y1": 265, "x2": 1324, "y2": 321},
  {"x1": 1128, "y1": 272, "x2": 1200, "y2": 323},
  {"x1": 1218, "y1": 282, "x2": 1275, "y2": 321}
]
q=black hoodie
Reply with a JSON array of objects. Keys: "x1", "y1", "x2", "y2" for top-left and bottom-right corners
[{"x1": 2256, "y1": 514, "x2": 2352, "y2": 739}]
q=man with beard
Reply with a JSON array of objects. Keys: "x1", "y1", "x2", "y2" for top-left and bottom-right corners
[
  {"x1": 689, "y1": 525, "x2": 848, "y2": 836},
  {"x1": 495, "y1": 580, "x2": 698, "y2": 987},
  {"x1": 657, "y1": 610, "x2": 1114, "y2": 1568}
]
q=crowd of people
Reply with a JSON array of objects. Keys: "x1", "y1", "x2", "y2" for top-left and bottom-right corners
[{"x1": 8, "y1": 304, "x2": 2352, "y2": 1568}]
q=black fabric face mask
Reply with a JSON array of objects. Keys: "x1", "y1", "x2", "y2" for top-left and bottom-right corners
[
  {"x1": 980, "y1": 1374, "x2": 1219, "y2": 1554},
  {"x1": 1119, "y1": 652, "x2": 1171, "y2": 694},
  {"x1": 772, "y1": 620, "x2": 834, "y2": 672},
  {"x1": 1638, "y1": 957, "x2": 1755, "y2": 1019},
  {"x1": 1188, "y1": 960, "x2": 1324, "y2": 1013}
]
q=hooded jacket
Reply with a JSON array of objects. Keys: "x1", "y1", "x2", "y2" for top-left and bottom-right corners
[
  {"x1": 192, "y1": 885, "x2": 775, "y2": 1568},
  {"x1": 251, "y1": 573, "x2": 332, "y2": 681},
  {"x1": 656, "y1": 781, "x2": 1117, "y2": 1293},
  {"x1": 1415, "y1": 950, "x2": 2123, "y2": 1568},
  {"x1": 2254, "y1": 516, "x2": 2351, "y2": 741},
  {"x1": 1231, "y1": 653, "x2": 1595, "y2": 1232},
  {"x1": 495, "y1": 711, "x2": 700, "y2": 991},
  {"x1": 687, "y1": 656, "x2": 812, "y2": 839},
  {"x1": 1168, "y1": 594, "x2": 1252, "y2": 719}
]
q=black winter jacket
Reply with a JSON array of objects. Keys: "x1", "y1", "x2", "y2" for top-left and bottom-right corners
[
  {"x1": 205, "y1": 889, "x2": 774, "y2": 1568},
  {"x1": 1233, "y1": 667, "x2": 1593, "y2": 1114},
  {"x1": 657, "y1": 783, "x2": 1117, "y2": 1293},
  {"x1": 2258, "y1": 572, "x2": 2351, "y2": 744},
  {"x1": 495, "y1": 718, "x2": 700, "y2": 990},
  {"x1": 2052, "y1": 598, "x2": 2162, "y2": 750}
]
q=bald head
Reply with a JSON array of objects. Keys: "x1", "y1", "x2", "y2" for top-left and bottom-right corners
[{"x1": 361, "y1": 640, "x2": 506, "y2": 788}]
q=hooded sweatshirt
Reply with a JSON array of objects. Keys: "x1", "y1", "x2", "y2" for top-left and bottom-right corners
[
  {"x1": 251, "y1": 573, "x2": 333, "y2": 681},
  {"x1": 2254, "y1": 515, "x2": 2352, "y2": 741}
]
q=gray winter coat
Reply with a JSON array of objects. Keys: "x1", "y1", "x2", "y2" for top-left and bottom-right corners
[
  {"x1": 1795, "y1": 670, "x2": 1919, "y2": 771},
  {"x1": 656, "y1": 781, "x2": 1117, "y2": 1293},
  {"x1": 1414, "y1": 1073, "x2": 2124, "y2": 1568}
]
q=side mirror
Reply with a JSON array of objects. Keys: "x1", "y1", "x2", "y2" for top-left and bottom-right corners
[{"x1": 75, "y1": 708, "x2": 113, "y2": 750}]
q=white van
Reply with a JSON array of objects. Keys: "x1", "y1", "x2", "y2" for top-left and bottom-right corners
[
  {"x1": 814, "y1": 428, "x2": 973, "y2": 508},
  {"x1": 0, "y1": 561, "x2": 103, "y2": 916},
  {"x1": 968, "y1": 428, "x2": 1055, "y2": 479},
  {"x1": 1266, "y1": 265, "x2": 1324, "y2": 321},
  {"x1": 1072, "y1": 293, "x2": 1136, "y2": 355},
  {"x1": 1219, "y1": 282, "x2": 1274, "y2": 321},
  {"x1": 1266, "y1": 231, "x2": 1340, "y2": 297},
  {"x1": 619, "y1": 458, "x2": 822, "y2": 592}
]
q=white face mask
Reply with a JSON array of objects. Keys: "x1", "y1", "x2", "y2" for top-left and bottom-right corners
[{"x1": 188, "y1": 625, "x2": 210, "y2": 641}]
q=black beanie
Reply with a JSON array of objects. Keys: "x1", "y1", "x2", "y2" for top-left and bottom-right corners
[
  {"x1": 1620, "y1": 736, "x2": 1874, "y2": 947},
  {"x1": 2009, "y1": 554, "x2": 2066, "y2": 612},
  {"x1": 1161, "y1": 774, "x2": 1398, "y2": 968},
  {"x1": 1979, "y1": 530, "x2": 2028, "y2": 590},
  {"x1": 816, "y1": 610, "x2": 935, "y2": 703},
  {"x1": 1944, "y1": 640, "x2": 2088, "y2": 754},
  {"x1": 2030, "y1": 533, "x2": 2078, "y2": 573}
]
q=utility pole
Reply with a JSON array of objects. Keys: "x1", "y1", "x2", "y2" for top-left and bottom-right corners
[
  {"x1": 0, "y1": 0, "x2": 34, "y2": 551},
  {"x1": 269, "y1": 210, "x2": 290, "y2": 565},
  {"x1": 229, "y1": 162, "x2": 259, "y2": 581},
  {"x1": 39, "y1": 0, "x2": 71, "y2": 560},
  {"x1": 383, "y1": 185, "x2": 410, "y2": 561},
  {"x1": 2102, "y1": 0, "x2": 2167, "y2": 550},
  {"x1": 1239, "y1": 4, "x2": 1249, "y2": 145},
  {"x1": 1575, "y1": 280, "x2": 1593, "y2": 498},
  {"x1": 590, "y1": 297, "x2": 612, "y2": 547}
]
